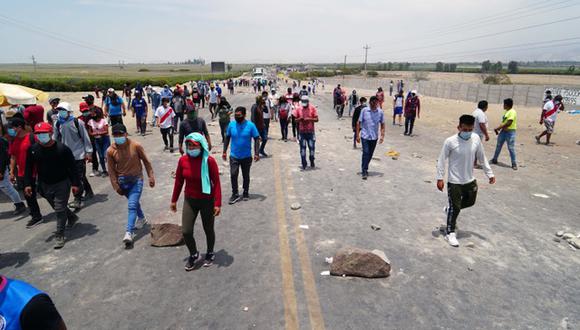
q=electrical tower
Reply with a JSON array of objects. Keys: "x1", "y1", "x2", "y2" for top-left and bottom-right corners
[{"x1": 363, "y1": 44, "x2": 370, "y2": 71}]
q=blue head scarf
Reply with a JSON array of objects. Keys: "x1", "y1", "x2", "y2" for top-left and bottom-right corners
[{"x1": 184, "y1": 132, "x2": 211, "y2": 194}]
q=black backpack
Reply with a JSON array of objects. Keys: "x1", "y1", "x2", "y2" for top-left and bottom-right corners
[{"x1": 56, "y1": 118, "x2": 83, "y2": 141}]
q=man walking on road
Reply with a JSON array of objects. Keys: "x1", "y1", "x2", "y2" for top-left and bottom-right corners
[
  {"x1": 250, "y1": 96, "x2": 268, "y2": 157},
  {"x1": 222, "y1": 107, "x2": 260, "y2": 204},
  {"x1": 356, "y1": 96, "x2": 385, "y2": 180},
  {"x1": 155, "y1": 97, "x2": 176, "y2": 153},
  {"x1": 404, "y1": 90, "x2": 420, "y2": 136},
  {"x1": 293, "y1": 95, "x2": 319, "y2": 170},
  {"x1": 206, "y1": 85, "x2": 219, "y2": 120},
  {"x1": 25, "y1": 122, "x2": 80, "y2": 249},
  {"x1": 351, "y1": 97, "x2": 367, "y2": 149},
  {"x1": 393, "y1": 90, "x2": 404, "y2": 126},
  {"x1": 535, "y1": 94, "x2": 564, "y2": 145},
  {"x1": 107, "y1": 124, "x2": 155, "y2": 248},
  {"x1": 178, "y1": 107, "x2": 211, "y2": 155},
  {"x1": 491, "y1": 98, "x2": 518, "y2": 170},
  {"x1": 436, "y1": 115, "x2": 495, "y2": 247},
  {"x1": 348, "y1": 90, "x2": 358, "y2": 117},
  {"x1": 103, "y1": 89, "x2": 126, "y2": 126}
]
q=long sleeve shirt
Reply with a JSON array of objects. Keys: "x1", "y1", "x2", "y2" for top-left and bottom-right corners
[
  {"x1": 53, "y1": 118, "x2": 93, "y2": 160},
  {"x1": 171, "y1": 155, "x2": 222, "y2": 207},
  {"x1": 436, "y1": 134, "x2": 494, "y2": 184},
  {"x1": 106, "y1": 139, "x2": 154, "y2": 192},
  {"x1": 24, "y1": 142, "x2": 79, "y2": 187}
]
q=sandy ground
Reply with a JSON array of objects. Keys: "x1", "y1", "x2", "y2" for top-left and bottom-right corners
[{"x1": 1, "y1": 83, "x2": 579, "y2": 329}]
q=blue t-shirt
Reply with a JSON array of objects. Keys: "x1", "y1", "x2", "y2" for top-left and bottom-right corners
[
  {"x1": 105, "y1": 96, "x2": 124, "y2": 116},
  {"x1": 359, "y1": 107, "x2": 384, "y2": 140},
  {"x1": 131, "y1": 98, "x2": 147, "y2": 117},
  {"x1": 226, "y1": 120, "x2": 259, "y2": 159}
]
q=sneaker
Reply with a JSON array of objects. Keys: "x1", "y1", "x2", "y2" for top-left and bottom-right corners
[
  {"x1": 89, "y1": 171, "x2": 97, "y2": 177},
  {"x1": 229, "y1": 194, "x2": 241, "y2": 205},
  {"x1": 362, "y1": 172, "x2": 368, "y2": 180},
  {"x1": 203, "y1": 252, "x2": 215, "y2": 267},
  {"x1": 445, "y1": 232, "x2": 459, "y2": 247},
  {"x1": 310, "y1": 161, "x2": 315, "y2": 168},
  {"x1": 135, "y1": 217, "x2": 148, "y2": 230},
  {"x1": 123, "y1": 232, "x2": 134, "y2": 248},
  {"x1": 163, "y1": 146, "x2": 169, "y2": 151},
  {"x1": 512, "y1": 164, "x2": 518, "y2": 171},
  {"x1": 101, "y1": 171, "x2": 109, "y2": 177},
  {"x1": 535, "y1": 135, "x2": 541, "y2": 144},
  {"x1": 67, "y1": 213, "x2": 79, "y2": 229},
  {"x1": 54, "y1": 235, "x2": 65, "y2": 249},
  {"x1": 242, "y1": 193, "x2": 250, "y2": 201},
  {"x1": 185, "y1": 252, "x2": 199, "y2": 271},
  {"x1": 70, "y1": 199, "x2": 82, "y2": 211},
  {"x1": 490, "y1": 159, "x2": 498, "y2": 165},
  {"x1": 26, "y1": 217, "x2": 43, "y2": 229},
  {"x1": 260, "y1": 152, "x2": 268, "y2": 158},
  {"x1": 14, "y1": 203, "x2": 27, "y2": 216},
  {"x1": 170, "y1": 148, "x2": 175, "y2": 153},
  {"x1": 84, "y1": 191, "x2": 94, "y2": 200}
]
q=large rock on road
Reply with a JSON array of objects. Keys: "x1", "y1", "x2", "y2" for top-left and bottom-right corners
[
  {"x1": 150, "y1": 223, "x2": 184, "y2": 247},
  {"x1": 330, "y1": 247, "x2": 391, "y2": 278}
]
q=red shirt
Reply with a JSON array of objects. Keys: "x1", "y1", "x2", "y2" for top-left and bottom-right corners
[
  {"x1": 8, "y1": 134, "x2": 34, "y2": 177},
  {"x1": 171, "y1": 155, "x2": 222, "y2": 207},
  {"x1": 293, "y1": 104, "x2": 318, "y2": 134},
  {"x1": 23, "y1": 105, "x2": 45, "y2": 127}
]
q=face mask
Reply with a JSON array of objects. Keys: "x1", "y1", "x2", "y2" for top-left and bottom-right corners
[
  {"x1": 59, "y1": 110, "x2": 69, "y2": 119},
  {"x1": 458, "y1": 131, "x2": 472, "y2": 140},
  {"x1": 82, "y1": 112, "x2": 90, "y2": 117},
  {"x1": 7, "y1": 128, "x2": 17, "y2": 137},
  {"x1": 36, "y1": 133, "x2": 51, "y2": 144},
  {"x1": 187, "y1": 149, "x2": 201, "y2": 157},
  {"x1": 114, "y1": 137, "x2": 127, "y2": 145},
  {"x1": 235, "y1": 116, "x2": 244, "y2": 123}
]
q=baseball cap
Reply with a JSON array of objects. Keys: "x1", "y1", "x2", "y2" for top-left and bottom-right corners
[
  {"x1": 79, "y1": 102, "x2": 90, "y2": 112},
  {"x1": 34, "y1": 122, "x2": 53, "y2": 133},
  {"x1": 49, "y1": 97, "x2": 61, "y2": 104},
  {"x1": 112, "y1": 123, "x2": 127, "y2": 135},
  {"x1": 411, "y1": 90, "x2": 417, "y2": 94},
  {"x1": 107, "y1": 88, "x2": 115, "y2": 93},
  {"x1": 300, "y1": 95, "x2": 309, "y2": 106},
  {"x1": 82, "y1": 94, "x2": 95, "y2": 101},
  {"x1": 56, "y1": 102, "x2": 72, "y2": 112}
]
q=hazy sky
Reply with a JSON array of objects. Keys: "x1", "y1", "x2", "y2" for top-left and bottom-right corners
[{"x1": 1, "y1": 0, "x2": 579, "y2": 64}]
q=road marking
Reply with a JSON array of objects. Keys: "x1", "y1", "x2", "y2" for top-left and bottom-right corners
[
  {"x1": 285, "y1": 167, "x2": 326, "y2": 330},
  {"x1": 273, "y1": 155, "x2": 299, "y2": 330}
]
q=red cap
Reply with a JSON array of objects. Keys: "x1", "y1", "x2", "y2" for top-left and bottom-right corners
[
  {"x1": 34, "y1": 122, "x2": 53, "y2": 134},
  {"x1": 79, "y1": 102, "x2": 90, "y2": 112}
]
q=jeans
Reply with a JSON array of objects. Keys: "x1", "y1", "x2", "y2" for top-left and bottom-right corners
[
  {"x1": 299, "y1": 133, "x2": 316, "y2": 168},
  {"x1": 119, "y1": 177, "x2": 144, "y2": 233},
  {"x1": 446, "y1": 180, "x2": 478, "y2": 233},
  {"x1": 90, "y1": 138, "x2": 99, "y2": 172},
  {"x1": 361, "y1": 138, "x2": 378, "y2": 175},
  {"x1": 404, "y1": 115, "x2": 416, "y2": 135},
  {"x1": 0, "y1": 168, "x2": 22, "y2": 204},
  {"x1": 17, "y1": 176, "x2": 42, "y2": 219},
  {"x1": 160, "y1": 127, "x2": 174, "y2": 148},
  {"x1": 280, "y1": 118, "x2": 289, "y2": 140},
  {"x1": 230, "y1": 157, "x2": 252, "y2": 196},
  {"x1": 172, "y1": 112, "x2": 184, "y2": 131},
  {"x1": 209, "y1": 103, "x2": 217, "y2": 119},
  {"x1": 136, "y1": 115, "x2": 147, "y2": 134},
  {"x1": 110, "y1": 115, "x2": 123, "y2": 126},
  {"x1": 38, "y1": 180, "x2": 76, "y2": 236},
  {"x1": 74, "y1": 160, "x2": 93, "y2": 201},
  {"x1": 94, "y1": 136, "x2": 110, "y2": 173},
  {"x1": 259, "y1": 128, "x2": 268, "y2": 155},
  {"x1": 219, "y1": 121, "x2": 229, "y2": 143},
  {"x1": 492, "y1": 130, "x2": 517, "y2": 166},
  {"x1": 182, "y1": 197, "x2": 215, "y2": 255},
  {"x1": 349, "y1": 104, "x2": 355, "y2": 116},
  {"x1": 335, "y1": 105, "x2": 345, "y2": 118}
]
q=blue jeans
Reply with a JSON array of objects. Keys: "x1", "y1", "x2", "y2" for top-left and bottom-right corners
[
  {"x1": 94, "y1": 136, "x2": 110, "y2": 172},
  {"x1": 299, "y1": 132, "x2": 316, "y2": 168},
  {"x1": 361, "y1": 138, "x2": 378, "y2": 175},
  {"x1": 492, "y1": 130, "x2": 517, "y2": 165},
  {"x1": 0, "y1": 168, "x2": 22, "y2": 204},
  {"x1": 119, "y1": 177, "x2": 144, "y2": 233}
]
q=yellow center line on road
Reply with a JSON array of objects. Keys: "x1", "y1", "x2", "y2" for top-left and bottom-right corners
[
  {"x1": 273, "y1": 154, "x2": 299, "y2": 330},
  {"x1": 284, "y1": 167, "x2": 326, "y2": 330}
]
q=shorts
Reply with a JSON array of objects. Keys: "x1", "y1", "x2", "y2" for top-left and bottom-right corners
[
  {"x1": 394, "y1": 106, "x2": 403, "y2": 115},
  {"x1": 544, "y1": 120, "x2": 555, "y2": 134}
]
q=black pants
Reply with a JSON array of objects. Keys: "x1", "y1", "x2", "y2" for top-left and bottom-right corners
[
  {"x1": 38, "y1": 180, "x2": 76, "y2": 236},
  {"x1": 230, "y1": 156, "x2": 252, "y2": 196},
  {"x1": 209, "y1": 103, "x2": 217, "y2": 119},
  {"x1": 182, "y1": 198, "x2": 215, "y2": 255},
  {"x1": 446, "y1": 180, "x2": 478, "y2": 233},
  {"x1": 110, "y1": 115, "x2": 123, "y2": 126},
  {"x1": 291, "y1": 116, "x2": 297, "y2": 138},
  {"x1": 219, "y1": 121, "x2": 228, "y2": 143},
  {"x1": 90, "y1": 138, "x2": 99, "y2": 172},
  {"x1": 201, "y1": 96, "x2": 205, "y2": 108},
  {"x1": 173, "y1": 112, "x2": 184, "y2": 130},
  {"x1": 75, "y1": 160, "x2": 93, "y2": 201},
  {"x1": 280, "y1": 118, "x2": 289, "y2": 140},
  {"x1": 404, "y1": 115, "x2": 416, "y2": 135},
  {"x1": 16, "y1": 176, "x2": 42, "y2": 219},
  {"x1": 160, "y1": 127, "x2": 174, "y2": 148}
]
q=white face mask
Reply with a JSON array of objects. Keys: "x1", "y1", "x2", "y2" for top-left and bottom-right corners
[{"x1": 458, "y1": 131, "x2": 472, "y2": 140}]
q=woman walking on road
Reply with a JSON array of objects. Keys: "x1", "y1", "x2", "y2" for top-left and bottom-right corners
[{"x1": 171, "y1": 133, "x2": 222, "y2": 271}]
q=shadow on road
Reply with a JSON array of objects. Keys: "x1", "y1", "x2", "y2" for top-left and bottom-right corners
[
  {"x1": 82, "y1": 193, "x2": 110, "y2": 208},
  {"x1": 248, "y1": 194, "x2": 267, "y2": 201},
  {"x1": 44, "y1": 222, "x2": 99, "y2": 243},
  {"x1": 431, "y1": 225, "x2": 488, "y2": 240},
  {"x1": 0, "y1": 251, "x2": 30, "y2": 270},
  {"x1": 0, "y1": 210, "x2": 27, "y2": 221},
  {"x1": 214, "y1": 249, "x2": 234, "y2": 268}
]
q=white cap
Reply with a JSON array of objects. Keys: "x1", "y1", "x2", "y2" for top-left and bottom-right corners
[
  {"x1": 107, "y1": 88, "x2": 115, "y2": 93},
  {"x1": 56, "y1": 102, "x2": 72, "y2": 112},
  {"x1": 300, "y1": 95, "x2": 309, "y2": 105},
  {"x1": 411, "y1": 90, "x2": 417, "y2": 94}
]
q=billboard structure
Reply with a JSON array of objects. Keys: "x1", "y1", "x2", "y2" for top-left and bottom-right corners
[{"x1": 211, "y1": 62, "x2": 226, "y2": 73}]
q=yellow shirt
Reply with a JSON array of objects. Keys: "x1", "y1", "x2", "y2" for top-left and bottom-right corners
[{"x1": 501, "y1": 108, "x2": 517, "y2": 130}]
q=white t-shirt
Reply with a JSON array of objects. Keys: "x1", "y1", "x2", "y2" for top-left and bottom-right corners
[
  {"x1": 155, "y1": 106, "x2": 175, "y2": 129},
  {"x1": 394, "y1": 95, "x2": 404, "y2": 108},
  {"x1": 436, "y1": 134, "x2": 494, "y2": 184},
  {"x1": 207, "y1": 90, "x2": 219, "y2": 103},
  {"x1": 543, "y1": 100, "x2": 558, "y2": 122},
  {"x1": 472, "y1": 108, "x2": 488, "y2": 137}
]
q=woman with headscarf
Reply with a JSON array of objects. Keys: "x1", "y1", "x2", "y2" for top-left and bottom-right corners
[{"x1": 170, "y1": 132, "x2": 222, "y2": 271}]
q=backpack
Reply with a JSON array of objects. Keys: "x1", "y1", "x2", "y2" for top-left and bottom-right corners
[{"x1": 56, "y1": 118, "x2": 83, "y2": 141}]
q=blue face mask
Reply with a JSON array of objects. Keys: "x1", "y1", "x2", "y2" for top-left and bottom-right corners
[
  {"x1": 7, "y1": 128, "x2": 17, "y2": 137},
  {"x1": 36, "y1": 133, "x2": 51, "y2": 144},
  {"x1": 58, "y1": 110, "x2": 69, "y2": 119},
  {"x1": 114, "y1": 137, "x2": 127, "y2": 145},
  {"x1": 459, "y1": 131, "x2": 472, "y2": 140},
  {"x1": 187, "y1": 149, "x2": 201, "y2": 157}
]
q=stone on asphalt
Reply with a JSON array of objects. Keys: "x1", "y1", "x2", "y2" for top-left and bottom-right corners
[
  {"x1": 150, "y1": 223, "x2": 184, "y2": 247},
  {"x1": 465, "y1": 242, "x2": 475, "y2": 248},
  {"x1": 370, "y1": 224, "x2": 381, "y2": 231},
  {"x1": 569, "y1": 238, "x2": 580, "y2": 249},
  {"x1": 556, "y1": 231, "x2": 564, "y2": 237},
  {"x1": 562, "y1": 233, "x2": 575, "y2": 240},
  {"x1": 330, "y1": 247, "x2": 391, "y2": 278},
  {"x1": 291, "y1": 203, "x2": 301, "y2": 210}
]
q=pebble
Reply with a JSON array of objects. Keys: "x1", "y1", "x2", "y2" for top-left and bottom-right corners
[
  {"x1": 325, "y1": 257, "x2": 333, "y2": 264},
  {"x1": 320, "y1": 270, "x2": 330, "y2": 276},
  {"x1": 243, "y1": 307, "x2": 249, "y2": 312},
  {"x1": 556, "y1": 231, "x2": 564, "y2": 237},
  {"x1": 532, "y1": 193, "x2": 550, "y2": 199},
  {"x1": 553, "y1": 237, "x2": 561, "y2": 243},
  {"x1": 465, "y1": 242, "x2": 475, "y2": 248},
  {"x1": 290, "y1": 203, "x2": 301, "y2": 210},
  {"x1": 370, "y1": 224, "x2": 381, "y2": 231}
]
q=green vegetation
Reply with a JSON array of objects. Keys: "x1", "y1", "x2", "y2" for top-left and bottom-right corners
[
  {"x1": 366, "y1": 71, "x2": 378, "y2": 77},
  {"x1": 288, "y1": 68, "x2": 361, "y2": 80},
  {"x1": 482, "y1": 73, "x2": 512, "y2": 85}
]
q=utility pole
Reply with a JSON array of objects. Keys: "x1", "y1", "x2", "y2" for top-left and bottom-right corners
[
  {"x1": 343, "y1": 55, "x2": 347, "y2": 79},
  {"x1": 31, "y1": 55, "x2": 37, "y2": 72},
  {"x1": 363, "y1": 44, "x2": 370, "y2": 71}
]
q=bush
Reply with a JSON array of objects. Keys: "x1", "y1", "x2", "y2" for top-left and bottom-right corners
[
  {"x1": 288, "y1": 68, "x2": 361, "y2": 80},
  {"x1": 413, "y1": 71, "x2": 430, "y2": 81},
  {"x1": 481, "y1": 74, "x2": 512, "y2": 85},
  {"x1": 137, "y1": 68, "x2": 150, "y2": 72},
  {"x1": 366, "y1": 71, "x2": 378, "y2": 77}
]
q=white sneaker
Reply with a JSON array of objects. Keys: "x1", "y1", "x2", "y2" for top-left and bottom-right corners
[
  {"x1": 89, "y1": 171, "x2": 97, "y2": 177},
  {"x1": 445, "y1": 232, "x2": 459, "y2": 247},
  {"x1": 123, "y1": 232, "x2": 134, "y2": 245},
  {"x1": 135, "y1": 217, "x2": 148, "y2": 230}
]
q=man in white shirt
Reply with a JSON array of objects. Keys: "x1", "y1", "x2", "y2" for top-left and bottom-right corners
[
  {"x1": 535, "y1": 95, "x2": 564, "y2": 145},
  {"x1": 206, "y1": 85, "x2": 219, "y2": 120},
  {"x1": 472, "y1": 100, "x2": 490, "y2": 168},
  {"x1": 154, "y1": 97, "x2": 176, "y2": 152},
  {"x1": 436, "y1": 114, "x2": 495, "y2": 247}
]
